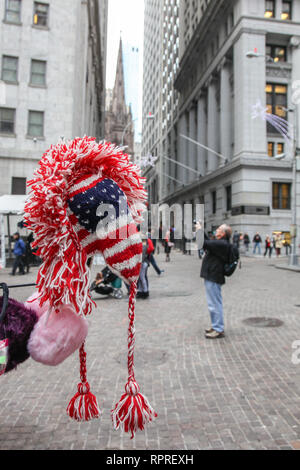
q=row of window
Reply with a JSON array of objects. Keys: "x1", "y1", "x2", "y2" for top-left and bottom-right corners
[
  {"x1": 211, "y1": 182, "x2": 291, "y2": 214},
  {"x1": 0, "y1": 107, "x2": 44, "y2": 137},
  {"x1": 1, "y1": 56, "x2": 46, "y2": 86},
  {"x1": 4, "y1": 0, "x2": 49, "y2": 27},
  {"x1": 265, "y1": 0, "x2": 292, "y2": 20}
]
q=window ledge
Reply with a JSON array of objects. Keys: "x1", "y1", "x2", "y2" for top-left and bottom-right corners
[
  {"x1": 0, "y1": 132, "x2": 16, "y2": 138},
  {"x1": 2, "y1": 20, "x2": 22, "y2": 26},
  {"x1": 31, "y1": 24, "x2": 49, "y2": 31},
  {"x1": 28, "y1": 83, "x2": 47, "y2": 89},
  {"x1": 26, "y1": 135, "x2": 45, "y2": 141},
  {"x1": 2, "y1": 80, "x2": 19, "y2": 85},
  {"x1": 271, "y1": 209, "x2": 292, "y2": 212}
]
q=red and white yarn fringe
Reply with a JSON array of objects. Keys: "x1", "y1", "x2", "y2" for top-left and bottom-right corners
[
  {"x1": 24, "y1": 136, "x2": 147, "y2": 317},
  {"x1": 111, "y1": 281, "x2": 157, "y2": 439},
  {"x1": 67, "y1": 342, "x2": 101, "y2": 421}
]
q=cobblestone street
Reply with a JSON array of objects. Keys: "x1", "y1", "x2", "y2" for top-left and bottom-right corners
[{"x1": 0, "y1": 249, "x2": 300, "y2": 450}]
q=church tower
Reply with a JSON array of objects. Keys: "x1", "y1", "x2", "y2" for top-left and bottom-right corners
[{"x1": 105, "y1": 38, "x2": 134, "y2": 156}]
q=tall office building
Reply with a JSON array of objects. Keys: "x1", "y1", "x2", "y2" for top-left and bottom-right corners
[
  {"x1": 0, "y1": 0, "x2": 108, "y2": 197},
  {"x1": 123, "y1": 42, "x2": 141, "y2": 141},
  {"x1": 142, "y1": 0, "x2": 180, "y2": 205},
  {"x1": 158, "y1": 0, "x2": 300, "y2": 245}
]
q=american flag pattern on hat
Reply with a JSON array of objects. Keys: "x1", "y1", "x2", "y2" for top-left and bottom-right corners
[{"x1": 67, "y1": 173, "x2": 142, "y2": 284}]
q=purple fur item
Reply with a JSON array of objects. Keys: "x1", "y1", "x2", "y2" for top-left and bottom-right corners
[{"x1": 0, "y1": 296, "x2": 38, "y2": 373}]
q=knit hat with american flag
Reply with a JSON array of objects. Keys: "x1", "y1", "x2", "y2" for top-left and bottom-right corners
[{"x1": 24, "y1": 136, "x2": 157, "y2": 438}]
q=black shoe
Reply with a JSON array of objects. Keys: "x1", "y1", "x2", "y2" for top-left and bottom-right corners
[
  {"x1": 137, "y1": 292, "x2": 149, "y2": 299},
  {"x1": 205, "y1": 327, "x2": 214, "y2": 333},
  {"x1": 205, "y1": 330, "x2": 225, "y2": 339}
]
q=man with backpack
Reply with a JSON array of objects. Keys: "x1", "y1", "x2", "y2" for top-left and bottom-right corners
[{"x1": 196, "y1": 222, "x2": 239, "y2": 339}]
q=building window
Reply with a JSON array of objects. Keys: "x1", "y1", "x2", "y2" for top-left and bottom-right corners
[
  {"x1": 30, "y1": 60, "x2": 46, "y2": 86},
  {"x1": 5, "y1": 0, "x2": 21, "y2": 23},
  {"x1": 266, "y1": 45, "x2": 287, "y2": 63},
  {"x1": 33, "y1": 2, "x2": 49, "y2": 27},
  {"x1": 28, "y1": 110, "x2": 44, "y2": 137},
  {"x1": 268, "y1": 142, "x2": 285, "y2": 157},
  {"x1": 282, "y1": 0, "x2": 292, "y2": 20},
  {"x1": 277, "y1": 142, "x2": 284, "y2": 155},
  {"x1": 212, "y1": 191, "x2": 216, "y2": 214},
  {"x1": 265, "y1": 0, "x2": 275, "y2": 18},
  {"x1": 11, "y1": 177, "x2": 26, "y2": 195},
  {"x1": 268, "y1": 142, "x2": 274, "y2": 157},
  {"x1": 226, "y1": 185, "x2": 232, "y2": 211},
  {"x1": 266, "y1": 83, "x2": 287, "y2": 132},
  {"x1": 0, "y1": 107, "x2": 15, "y2": 134},
  {"x1": 272, "y1": 182, "x2": 291, "y2": 210},
  {"x1": 1, "y1": 56, "x2": 18, "y2": 83}
]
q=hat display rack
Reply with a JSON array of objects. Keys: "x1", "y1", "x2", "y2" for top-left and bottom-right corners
[{"x1": 0, "y1": 136, "x2": 157, "y2": 439}]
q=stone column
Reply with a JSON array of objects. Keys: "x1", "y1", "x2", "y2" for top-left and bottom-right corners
[
  {"x1": 219, "y1": 58, "x2": 232, "y2": 162},
  {"x1": 233, "y1": 31, "x2": 267, "y2": 158},
  {"x1": 197, "y1": 91, "x2": 207, "y2": 177},
  {"x1": 207, "y1": 76, "x2": 219, "y2": 173},
  {"x1": 169, "y1": 126, "x2": 175, "y2": 193},
  {"x1": 188, "y1": 103, "x2": 197, "y2": 183},
  {"x1": 178, "y1": 112, "x2": 188, "y2": 185},
  {"x1": 291, "y1": 38, "x2": 300, "y2": 148}
]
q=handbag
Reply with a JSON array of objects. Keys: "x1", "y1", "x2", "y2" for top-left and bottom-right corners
[{"x1": 0, "y1": 283, "x2": 38, "y2": 374}]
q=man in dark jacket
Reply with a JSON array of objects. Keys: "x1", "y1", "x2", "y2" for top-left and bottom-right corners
[{"x1": 197, "y1": 223, "x2": 232, "y2": 339}]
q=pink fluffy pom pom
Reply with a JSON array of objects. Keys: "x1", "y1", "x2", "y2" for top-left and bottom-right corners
[
  {"x1": 24, "y1": 292, "x2": 50, "y2": 319},
  {"x1": 28, "y1": 304, "x2": 88, "y2": 366}
]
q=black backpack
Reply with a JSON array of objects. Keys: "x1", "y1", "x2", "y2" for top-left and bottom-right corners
[{"x1": 224, "y1": 243, "x2": 240, "y2": 277}]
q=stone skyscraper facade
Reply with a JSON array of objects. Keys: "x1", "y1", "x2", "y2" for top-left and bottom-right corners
[{"x1": 0, "y1": 0, "x2": 108, "y2": 198}]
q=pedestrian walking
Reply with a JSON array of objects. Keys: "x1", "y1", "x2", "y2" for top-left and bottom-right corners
[
  {"x1": 137, "y1": 237, "x2": 154, "y2": 299},
  {"x1": 163, "y1": 230, "x2": 173, "y2": 262},
  {"x1": 197, "y1": 222, "x2": 235, "y2": 339},
  {"x1": 274, "y1": 233, "x2": 283, "y2": 257},
  {"x1": 149, "y1": 230, "x2": 164, "y2": 275},
  {"x1": 283, "y1": 237, "x2": 291, "y2": 255},
  {"x1": 233, "y1": 230, "x2": 240, "y2": 248},
  {"x1": 253, "y1": 232, "x2": 262, "y2": 255},
  {"x1": 264, "y1": 235, "x2": 273, "y2": 258},
  {"x1": 23, "y1": 232, "x2": 34, "y2": 274},
  {"x1": 10, "y1": 233, "x2": 26, "y2": 276},
  {"x1": 243, "y1": 233, "x2": 250, "y2": 252}
]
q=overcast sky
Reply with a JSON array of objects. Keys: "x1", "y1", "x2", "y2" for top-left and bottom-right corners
[{"x1": 106, "y1": 0, "x2": 144, "y2": 89}]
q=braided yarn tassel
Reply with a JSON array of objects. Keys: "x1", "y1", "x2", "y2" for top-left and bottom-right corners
[
  {"x1": 67, "y1": 342, "x2": 101, "y2": 421},
  {"x1": 111, "y1": 281, "x2": 157, "y2": 438}
]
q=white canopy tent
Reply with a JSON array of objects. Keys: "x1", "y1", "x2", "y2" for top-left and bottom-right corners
[{"x1": 0, "y1": 195, "x2": 27, "y2": 268}]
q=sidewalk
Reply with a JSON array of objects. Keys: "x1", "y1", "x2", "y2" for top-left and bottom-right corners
[{"x1": 0, "y1": 252, "x2": 300, "y2": 450}]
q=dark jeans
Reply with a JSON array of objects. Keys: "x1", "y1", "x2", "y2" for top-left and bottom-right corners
[
  {"x1": 264, "y1": 247, "x2": 272, "y2": 258},
  {"x1": 149, "y1": 253, "x2": 161, "y2": 275},
  {"x1": 12, "y1": 255, "x2": 25, "y2": 275}
]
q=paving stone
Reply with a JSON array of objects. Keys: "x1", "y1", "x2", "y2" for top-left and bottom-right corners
[{"x1": 0, "y1": 253, "x2": 300, "y2": 449}]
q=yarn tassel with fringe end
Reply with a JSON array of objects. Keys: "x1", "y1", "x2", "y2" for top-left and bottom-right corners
[
  {"x1": 67, "y1": 342, "x2": 101, "y2": 421},
  {"x1": 111, "y1": 281, "x2": 157, "y2": 438}
]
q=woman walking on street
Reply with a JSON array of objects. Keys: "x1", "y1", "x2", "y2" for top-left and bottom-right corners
[
  {"x1": 163, "y1": 230, "x2": 173, "y2": 262},
  {"x1": 274, "y1": 233, "x2": 283, "y2": 257},
  {"x1": 243, "y1": 233, "x2": 250, "y2": 252},
  {"x1": 264, "y1": 235, "x2": 272, "y2": 258}
]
